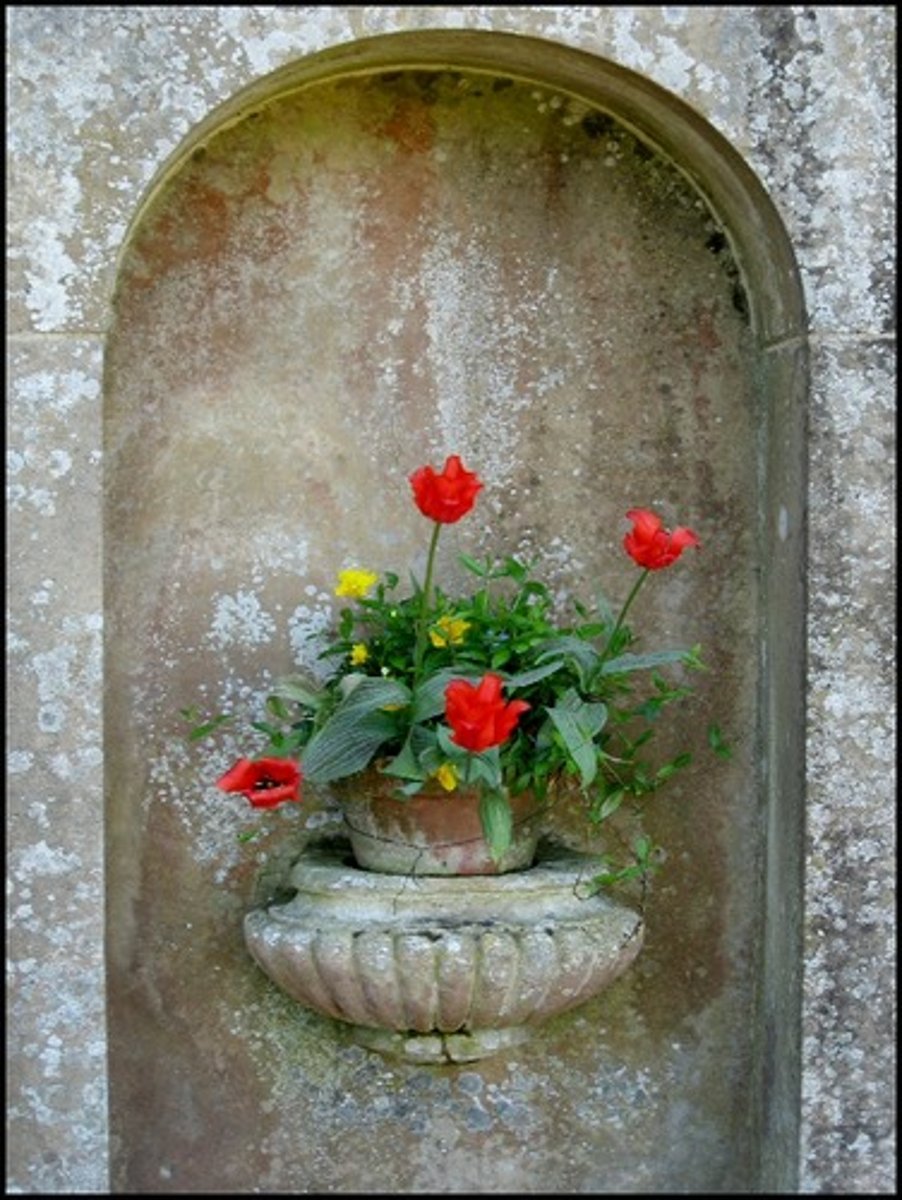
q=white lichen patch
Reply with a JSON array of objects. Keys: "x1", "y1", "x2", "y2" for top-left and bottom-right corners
[
  {"x1": 417, "y1": 231, "x2": 533, "y2": 484},
  {"x1": 287, "y1": 602, "x2": 337, "y2": 681},
  {"x1": 248, "y1": 528, "x2": 310, "y2": 583},
  {"x1": 47, "y1": 449, "x2": 73, "y2": 479},
  {"x1": 15, "y1": 199, "x2": 81, "y2": 332},
  {"x1": 7, "y1": 482, "x2": 56, "y2": 517},
  {"x1": 7, "y1": 750, "x2": 35, "y2": 775},
  {"x1": 216, "y1": 6, "x2": 354, "y2": 76},
  {"x1": 30, "y1": 642, "x2": 76, "y2": 702},
  {"x1": 14, "y1": 840, "x2": 81, "y2": 878},
  {"x1": 207, "y1": 590, "x2": 277, "y2": 650},
  {"x1": 47, "y1": 745, "x2": 103, "y2": 781},
  {"x1": 14, "y1": 363, "x2": 101, "y2": 418}
]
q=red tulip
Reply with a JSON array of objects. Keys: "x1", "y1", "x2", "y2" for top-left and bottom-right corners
[
  {"x1": 623, "y1": 508, "x2": 700, "y2": 570},
  {"x1": 216, "y1": 757, "x2": 302, "y2": 809},
  {"x1": 409, "y1": 454, "x2": 483, "y2": 524},
  {"x1": 445, "y1": 673, "x2": 531, "y2": 753}
]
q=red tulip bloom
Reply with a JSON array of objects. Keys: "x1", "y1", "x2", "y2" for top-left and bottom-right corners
[
  {"x1": 623, "y1": 508, "x2": 700, "y2": 570},
  {"x1": 445, "y1": 673, "x2": 531, "y2": 753},
  {"x1": 409, "y1": 454, "x2": 483, "y2": 524},
  {"x1": 216, "y1": 757, "x2": 302, "y2": 809}
]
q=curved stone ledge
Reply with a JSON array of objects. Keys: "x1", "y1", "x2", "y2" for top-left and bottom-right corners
[{"x1": 244, "y1": 839, "x2": 643, "y2": 1061}]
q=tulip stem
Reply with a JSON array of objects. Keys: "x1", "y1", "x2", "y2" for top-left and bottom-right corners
[
  {"x1": 413, "y1": 520, "x2": 442, "y2": 685},
  {"x1": 601, "y1": 568, "x2": 650, "y2": 663}
]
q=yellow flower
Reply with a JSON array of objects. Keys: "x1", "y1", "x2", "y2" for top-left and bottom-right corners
[
  {"x1": 429, "y1": 614, "x2": 471, "y2": 648},
  {"x1": 433, "y1": 762, "x2": 460, "y2": 792},
  {"x1": 335, "y1": 567, "x2": 379, "y2": 599},
  {"x1": 350, "y1": 643, "x2": 369, "y2": 666}
]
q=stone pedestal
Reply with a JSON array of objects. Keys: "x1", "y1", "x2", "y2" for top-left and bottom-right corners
[{"x1": 244, "y1": 838, "x2": 643, "y2": 1063}]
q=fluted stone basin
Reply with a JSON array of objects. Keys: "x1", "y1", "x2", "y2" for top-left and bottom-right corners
[{"x1": 244, "y1": 838, "x2": 644, "y2": 1063}]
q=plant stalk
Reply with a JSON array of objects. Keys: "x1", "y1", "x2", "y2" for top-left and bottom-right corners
[
  {"x1": 413, "y1": 520, "x2": 443, "y2": 685},
  {"x1": 600, "y1": 568, "x2": 650, "y2": 662}
]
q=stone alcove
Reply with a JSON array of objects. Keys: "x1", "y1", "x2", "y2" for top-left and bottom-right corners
[{"x1": 104, "y1": 30, "x2": 806, "y2": 1194}]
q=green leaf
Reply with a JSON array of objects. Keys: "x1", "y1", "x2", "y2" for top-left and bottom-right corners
[
  {"x1": 435, "y1": 724, "x2": 461, "y2": 759},
  {"x1": 654, "y1": 759, "x2": 684, "y2": 784},
  {"x1": 684, "y1": 644, "x2": 706, "y2": 670},
  {"x1": 266, "y1": 695, "x2": 292, "y2": 721},
  {"x1": 381, "y1": 740, "x2": 422, "y2": 780},
  {"x1": 300, "y1": 676, "x2": 411, "y2": 783},
  {"x1": 599, "y1": 649, "x2": 692, "y2": 676},
  {"x1": 707, "y1": 723, "x2": 733, "y2": 760},
  {"x1": 433, "y1": 728, "x2": 504, "y2": 791},
  {"x1": 536, "y1": 637, "x2": 600, "y2": 687},
  {"x1": 338, "y1": 673, "x2": 410, "y2": 714},
  {"x1": 545, "y1": 691, "x2": 607, "y2": 787},
  {"x1": 187, "y1": 714, "x2": 233, "y2": 741},
  {"x1": 273, "y1": 677, "x2": 325, "y2": 709},
  {"x1": 394, "y1": 778, "x2": 427, "y2": 797},
  {"x1": 236, "y1": 829, "x2": 263, "y2": 844},
  {"x1": 500, "y1": 661, "x2": 566, "y2": 689},
  {"x1": 276, "y1": 728, "x2": 312, "y2": 757},
  {"x1": 479, "y1": 790, "x2": 513, "y2": 862},
  {"x1": 503, "y1": 556, "x2": 530, "y2": 584},
  {"x1": 465, "y1": 749, "x2": 504, "y2": 791},
  {"x1": 302, "y1": 711, "x2": 398, "y2": 783},
  {"x1": 250, "y1": 720, "x2": 281, "y2": 737},
  {"x1": 592, "y1": 588, "x2": 617, "y2": 630},
  {"x1": 584, "y1": 835, "x2": 663, "y2": 892},
  {"x1": 382, "y1": 726, "x2": 436, "y2": 781},
  {"x1": 459, "y1": 553, "x2": 493, "y2": 579},
  {"x1": 251, "y1": 724, "x2": 286, "y2": 753},
  {"x1": 591, "y1": 788, "x2": 625, "y2": 823}
]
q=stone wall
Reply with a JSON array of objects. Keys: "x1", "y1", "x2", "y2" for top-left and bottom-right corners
[{"x1": 7, "y1": 6, "x2": 895, "y2": 1194}]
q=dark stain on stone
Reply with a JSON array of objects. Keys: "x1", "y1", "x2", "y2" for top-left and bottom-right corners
[
  {"x1": 732, "y1": 281, "x2": 750, "y2": 320},
  {"x1": 581, "y1": 111, "x2": 617, "y2": 140},
  {"x1": 633, "y1": 137, "x2": 655, "y2": 162},
  {"x1": 702, "y1": 225, "x2": 751, "y2": 326}
]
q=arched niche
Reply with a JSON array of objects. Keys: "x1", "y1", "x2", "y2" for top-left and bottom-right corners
[{"x1": 104, "y1": 30, "x2": 806, "y2": 1194}]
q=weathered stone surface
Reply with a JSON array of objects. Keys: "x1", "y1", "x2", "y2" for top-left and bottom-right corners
[
  {"x1": 6, "y1": 337, "x2": 106, "y2": 1196},
  {"x1": 6, "y1": 6, "x2": 894, "y2": 1196},
  {"x1": 244, "y1": 841, "x2": 644, "y2": 1060},
  {"x1": 800, "y1": 338, "x2": 896, "y2": 1195},
  {"x1": 98, "y1": 45, "x2": 768, "y2": 1193}
]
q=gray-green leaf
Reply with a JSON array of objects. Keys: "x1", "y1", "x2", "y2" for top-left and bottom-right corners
[
  {"x1": 546, "y1": 690, "x2": 608, "y2": 787},
  {"x1": 599, "y1": 649, "x2": 690, "y2": 676},
  {"x1": 300, "y1": 676, "x2": 411, "y2": 783},
  {"x1": 479, "y1": 790, "x2": 513, "y2": 862}
]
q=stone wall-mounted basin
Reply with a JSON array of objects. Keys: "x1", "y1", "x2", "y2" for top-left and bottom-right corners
[{"x1": 244, "y1": 839, "x2": 643, "y2": 1063}]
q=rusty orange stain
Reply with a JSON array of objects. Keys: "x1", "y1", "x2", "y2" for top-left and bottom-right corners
[{"x1": 379, "y1": 97, "x2": 436, "y2": 155}]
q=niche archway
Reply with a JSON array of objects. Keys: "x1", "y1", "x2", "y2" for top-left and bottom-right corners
[{"x1": 104, "y1": 30, "x2": 806, "y2": 1194}]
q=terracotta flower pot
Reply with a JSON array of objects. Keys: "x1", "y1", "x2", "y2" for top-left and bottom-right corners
[{"x1": 332, "y1": 772, "x2": 544, "y2": 876}]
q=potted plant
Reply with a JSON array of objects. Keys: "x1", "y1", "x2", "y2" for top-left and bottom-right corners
[{"x1": 189, "y1": 454, "x2": 719, "y2": 887}]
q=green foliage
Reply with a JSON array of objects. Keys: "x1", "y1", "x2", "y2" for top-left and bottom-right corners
[
  {"x1": 583, "y1": 834, "x2": 663, "y2": 893},
  {"x1": 479, "y1": 789, "x2": 514, "y2": 861},
  {"x1": 300, "y1": 677, "x2": 411, "y2": 783},
  {"x1": 187, "y1": 549, "x2": 719, "y2": 878},
  {"x1": 180, "y1": 708, "x2": 234, "y2": 741},
  {"x1": 707, "y1": 722, "x2": 733, "y2": 760}
]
